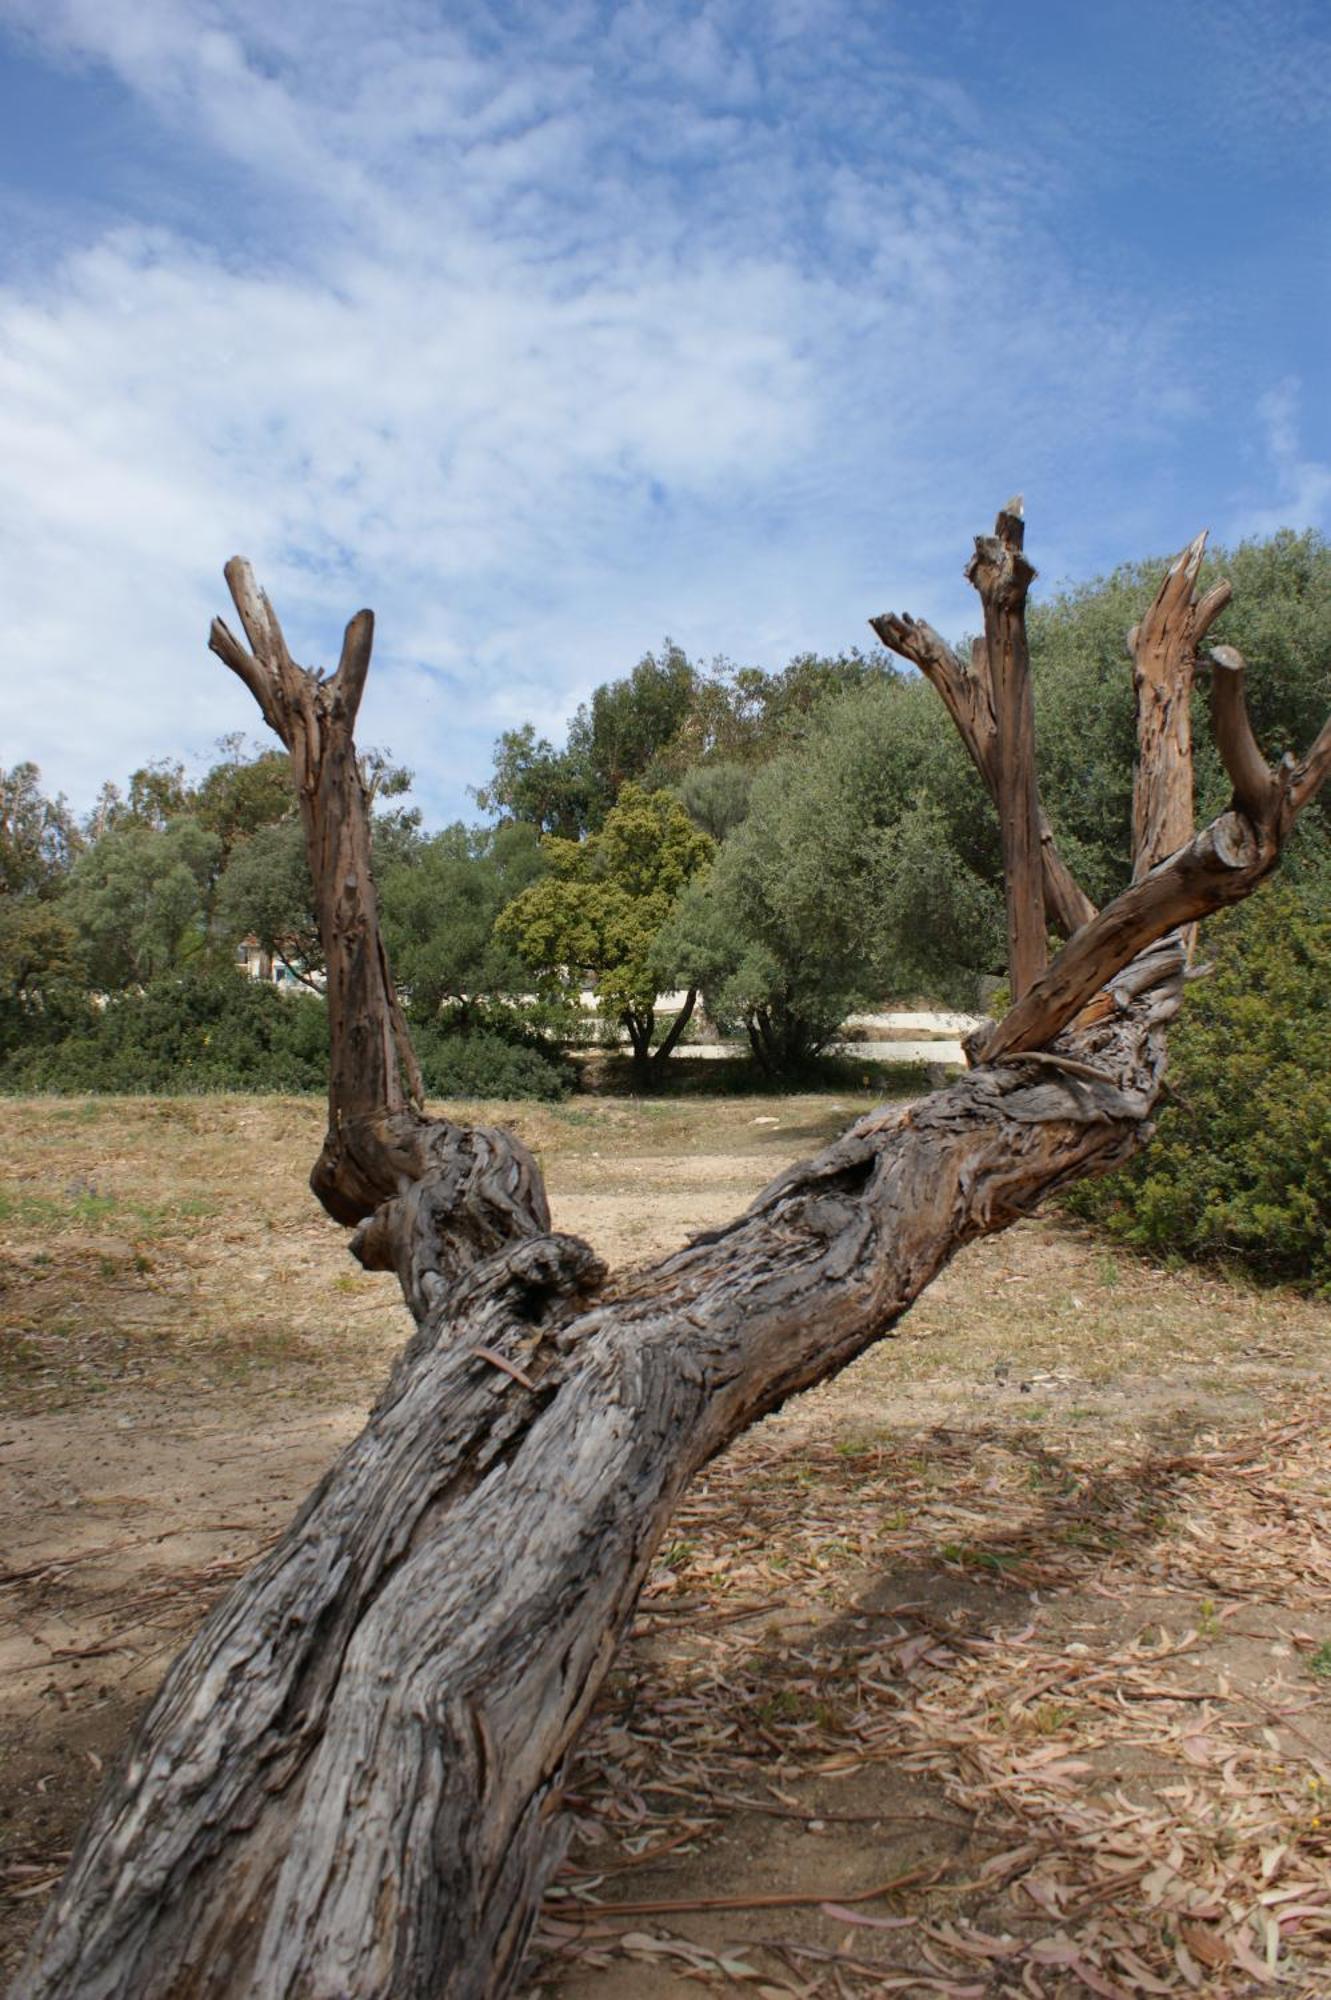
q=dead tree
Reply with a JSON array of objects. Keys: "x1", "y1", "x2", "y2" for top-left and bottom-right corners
[{"x1": 14, "y1": 505, "x2": 1331, "y2": 2000}]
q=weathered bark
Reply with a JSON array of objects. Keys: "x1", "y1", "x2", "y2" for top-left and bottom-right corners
[
  {"x1": 976, "y1": 640, "x2": 1324, "y2": 1064},
  {"x1": 965, "y1": 499, "x2": 1048, "y2": 996},
  {"x1": 15, "y1": 508, "x2": 1331, "y2": 2000},
  {"x1": 1128, "y1": 532, "x2": 1231, "y2": 879}
]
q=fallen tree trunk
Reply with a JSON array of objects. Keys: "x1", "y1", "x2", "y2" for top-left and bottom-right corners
[{"x1": 14, "y1": 506, "x2": 1329, "y2": 2000}]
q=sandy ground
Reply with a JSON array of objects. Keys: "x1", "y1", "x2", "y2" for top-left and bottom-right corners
[{"x1": 4, "y1": 1093, "x2": 1331, "y2": 1994}]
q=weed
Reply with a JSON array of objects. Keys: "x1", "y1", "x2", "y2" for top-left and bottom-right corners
[
  {"x1": 939, "y1": 1543, "x2": 1020, "y2": 1574},
  {"x1": 755, "y1": 1688, "x2": 814, "y2": 1726},
  {"x1": 1309, "y1": 1642, "x2": 1331, "y2": 1681}
]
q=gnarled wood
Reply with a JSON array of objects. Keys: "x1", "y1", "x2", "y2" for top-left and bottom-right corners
[
  {"x1": 16, "y1": 506, "x2": 1331, "y2": 2000},
  {"x1": 211, "y1": 563, "x2": 549, "y2": 1250},
  {"x1": 12, "y1": 1007, "x2": 1180, "y2": 2000}
]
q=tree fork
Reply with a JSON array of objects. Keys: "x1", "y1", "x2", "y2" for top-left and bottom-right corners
[
  {"x1": 15, "y1": 507, "x2": 1331, "y2": 2000},
  {"x1": 871, "y1": 576, "x2": 1094, "y2": 940}
]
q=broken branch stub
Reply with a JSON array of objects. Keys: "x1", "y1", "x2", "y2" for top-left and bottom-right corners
[
  {"x1": 1129, "y1": 533, "x2": 1232, "y2": 881},
  {"x1": 965, "y1": 499, "x2": 1048, "y2": 999}
]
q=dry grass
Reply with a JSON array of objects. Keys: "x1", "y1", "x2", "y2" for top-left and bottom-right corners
[
  {"x1": 3, "y1": 1090, "x2": 1331, "y2": 1996},
  {"x1": 0, "y1": 1089, "x2": 894, "y2": 1410}
]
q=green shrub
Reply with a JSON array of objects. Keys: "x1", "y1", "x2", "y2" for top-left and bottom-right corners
[
  {"x1": 0, "y1": 978, "x2": 575, "y2": 1101},
  {"x1": 1065, "y1": 882, "x2": 1331, "y2": 1287},
  {"x1": 411, "y1": 1011, "x2": 572, "y2": 1101},
  {"x1": 0, "y1": 972, "x2": 331, "y2": 1093}
]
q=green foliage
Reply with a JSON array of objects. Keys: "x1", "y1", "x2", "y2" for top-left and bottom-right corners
[
  {"x1": 0, "y1": 978, "x2": 572, "y2": 1102},
  {"x1": 0, "y1": 972, "x2": 331, "y2": 1094},
  {"x1": 0, "y1": 900, "x2": 80, "y2": 1018},
  {"x1": 192, "y1": 740, "x2": 296, "y2": 859},
  {"x1": 379, "y1": 820, "x2": 548, "y2": 1021},
  {"x1": 0, "y1": 764, "x2": 84, "y2": 1052},
  {"x1": 477, "y1": 644, "x2": 895, "y2": 841},
  {"x1": 477, "y1": 644, "x2": 697, "y2": 837},
  {"x1": 63, "y1": 817, "x2": 221, "y2": 991},
  {"x1": 571, "y1": 640, "x2": 697, "y2": 807},
  {"x1": 411, "y1": 1009, "x2": 572, "y2": 1101},
  {"x1": 213, "y1": 819, "x2": 321, "y2": 982},
  {"x1": 497, "y1": 784, "x2": 713, "y2": 1066},
  {"x1": 661, "y1": 679, "x2": 1004, "y2": 1074},
  {"x1": 474, "y1": 723, "x2": 598, "y2": 840},
  {"x1": 1065, "y1": 882, "x2": 1331, "y2": 1288},
  {"x1": 1029, "y1": 528, "x2": 1331, "y2": 904},
  {"x1": 675, "y1": 760, "x2": 753, "y2": 840},
  {"x1": 0, "y1": 762, "x2": 80, "y2": 896},
  {"x1": 721, "y1": 649, "x2": 884, "y2": 756}
]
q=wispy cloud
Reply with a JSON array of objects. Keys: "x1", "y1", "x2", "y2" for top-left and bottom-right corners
[
  {"x1": 1237, "y1": 378, "x2": 1331, "y2": 541},
  {"x1": 0, "y1": 0, "x2": 1324, "y2": 819}
]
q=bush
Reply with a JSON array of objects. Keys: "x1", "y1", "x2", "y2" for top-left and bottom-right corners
[
  {"x1": 0, "y1": 978, "x2": 575, "y2": 1101},
  {"x1": 1064, "y1": 882, "x2": 1331, "y2": 1288},
  {"x1": 412, "y1": 1011, "x2": 572, "y2": 1102},
  {"x1": 0, "y1": 972, "x2": 331, "y2": 1093}
]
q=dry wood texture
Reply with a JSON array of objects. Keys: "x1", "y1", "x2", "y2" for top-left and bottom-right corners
[
  {"x1": 1129, "y1": 533, "x2": 1231, "y2": 879},
  {"x1": 965, "y1": 499, "x2": 1048, "y2": 997},
  {"x1": 14, "y1": 508, "x2": 1331, "y2": 2000}
]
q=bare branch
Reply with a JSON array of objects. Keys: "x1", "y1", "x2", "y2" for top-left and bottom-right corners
[
  {"x1": 211, "y1": 563, "x2": 441, "y2": 1212},
  {"x1": 1129, "y1": 532, "x2": 1232, "y2": 880},
  {"x1": 207, "y1": 617, "x2": 284, "y2": 739},
  {"x1": 1039, "y1": 820, "x2": 1097, "y2": 934},
  {"x1": 1208, "y1": 645, "x2": 1280, "y2": 822},
  {"x1": 870, "y1": 614, "x2": 1094, "y2": 938},
  {"x1": 869, "y1": 612, "x2": 996, "y2": 778},
  {"x1": 222, "y1": 557, "x2": 293, "y2": 677},
  {"x1": 964, "y1": 498, "x2": 1047, "y2": 995},
  {"x1": 978, "y1": 698, "x2": 1331, "y2": 1063},
  {"x1": 1290, "y1": 714, "x2": 1331, "y2": 815},
  {"x1": 333, "y1": 609, "x2": 375, "y2": 728}
]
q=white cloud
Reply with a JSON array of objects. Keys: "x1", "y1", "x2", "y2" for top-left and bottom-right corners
[
  {"x1": 0, "y1": 0, "x2": 1271, "y2": 820},
  {"x1": 1234, "y1": 379, "x2": 1331, "y2": 542}
]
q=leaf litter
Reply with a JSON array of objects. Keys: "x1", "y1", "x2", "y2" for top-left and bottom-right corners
[{"x1": 527, "y1": 1393, "x2": 1331, "y2": 1997}]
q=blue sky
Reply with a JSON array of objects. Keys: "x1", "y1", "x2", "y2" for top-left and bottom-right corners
[{"x1": 1, "y1": 0, "x2": 1328, "y2": 827}]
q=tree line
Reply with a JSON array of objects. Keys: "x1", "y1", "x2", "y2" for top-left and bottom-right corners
[{"x1": 4, "y1": 526, "x2": 1331, "y2": 1280}]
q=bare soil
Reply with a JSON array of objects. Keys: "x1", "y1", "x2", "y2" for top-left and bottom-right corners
[{"x1": 4, "y1": 1091, "x2": 1331, "y2": 1996}]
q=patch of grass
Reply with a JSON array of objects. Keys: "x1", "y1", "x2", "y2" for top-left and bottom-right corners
[
  {"x1": 938, "y1": 1542, "x2": 1022, "y2": 1574},
  {"x1": 1309, "y1": 1641, "x2": 1331, "y2": 1681},
  {"x1": 754, "y1": 1688, "x2": 816, "y2": 1727}
]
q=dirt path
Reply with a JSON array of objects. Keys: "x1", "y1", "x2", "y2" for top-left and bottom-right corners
[{"x1": 4, "y1": 1093, "x2": 1331, "y2": 1994}]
